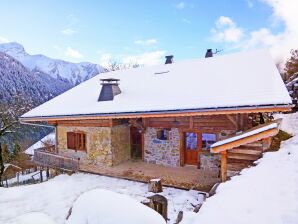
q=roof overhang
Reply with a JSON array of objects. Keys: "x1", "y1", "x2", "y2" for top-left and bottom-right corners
[
  {"x1": 210, "y1": 121, "x2": 281, "y2": 153},
  {"x1": 20, "y1": 104, "x2": 292, "y2": 123}
]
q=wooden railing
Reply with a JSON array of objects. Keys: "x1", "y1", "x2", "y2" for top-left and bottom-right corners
[{"x1": 33, "y1": 146, "x2": 79, "y2": 172}]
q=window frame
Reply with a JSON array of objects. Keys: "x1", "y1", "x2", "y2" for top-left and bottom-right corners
[
  {"x1": 156, "y1": 128, "x2": 170, "y2": 141},
  {"x1": 201, "y1": 132, "x2": 217, "y2": 151},
  {"x1": 67, "y1": 131, "x2": 87, "y2": 151}
]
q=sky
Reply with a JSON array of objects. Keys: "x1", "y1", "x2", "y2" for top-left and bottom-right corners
[{"x1": 0, "y1": 0, "x2": 297, "y2": 67}]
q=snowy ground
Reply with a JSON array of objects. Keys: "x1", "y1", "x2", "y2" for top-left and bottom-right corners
[
  {"x1": 182, "y1": 113, "x2": 298, "y2": 224},
  {"x1": 0, "y1": 173, "x2": 204, "y2": 224}
]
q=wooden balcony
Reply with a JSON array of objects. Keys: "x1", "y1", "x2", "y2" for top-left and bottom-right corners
[{"x1": 33, "y1": 146, "x2": 79, "y2": 172}]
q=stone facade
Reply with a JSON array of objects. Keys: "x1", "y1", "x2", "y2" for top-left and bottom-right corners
[
  {"x1": 144, "y1": 127, "x2": 180, "y2": 167},
  {"x1": 111, "y1": 125, "x2": 130, "y2": 165},
  {"x1": 198, "y1": 130, "x2": 235, "y2": 172},
  {"x1": 57, "y1": 124, "x2": 130, "y2": 167},
  {"x1": 200, "y1": 152, "x2": 220, "y2": 173}
]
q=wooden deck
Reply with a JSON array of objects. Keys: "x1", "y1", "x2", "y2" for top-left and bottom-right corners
[
  {"x1": 79, "y1": 160, "x2": 220, "y2": 191},
  {"x1": 33, "y1": 146, "x2": 220, "y2": 191}
]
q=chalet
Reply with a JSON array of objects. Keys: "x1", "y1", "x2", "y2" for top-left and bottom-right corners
[{"x1": 20, "y1": 50, "x2": 292, "y2": 189}]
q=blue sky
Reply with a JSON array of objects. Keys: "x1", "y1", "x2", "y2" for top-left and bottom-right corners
[{"x1": 0, "y1": 0, "x2": 295, "y2": 66}]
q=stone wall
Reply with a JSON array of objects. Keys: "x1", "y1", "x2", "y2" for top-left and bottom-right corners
[
  {"x1": 144, "y1": 127, "x2": 180, "y2": 167},
  {"x1": 200, "y1": 152, "x2": 220, "y2": 173},
  {"x1": 111, "y1": 125, "x2": 130, "y2": 165},
  {"x1": 198, "y1": 130, "x2": 234, "y2": 173},
  {"x1": 57, "y1": 125, "x2": 113, "y2": 166}
]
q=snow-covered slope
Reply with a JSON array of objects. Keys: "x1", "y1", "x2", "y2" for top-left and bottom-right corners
[
  {"x1": 0, "y1": 42, "x2": 105, "y2": 85},
  {"x1": 0, "y1": 173, "x2": 202, "y2": 224},
  {"x1": 182, "y1": 113, "x2": 298, "y2": 224}
]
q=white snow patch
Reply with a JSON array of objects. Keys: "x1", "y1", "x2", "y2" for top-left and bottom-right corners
[
  {"x1": 11, "y1": 212, "x2": 56, "y2": 224},
  {"x1": 66, "y1": 188, "x2": 165, "y2": 224},
  {"x1": 0, "y1": 173, "x2": 203, "y2": 224}
]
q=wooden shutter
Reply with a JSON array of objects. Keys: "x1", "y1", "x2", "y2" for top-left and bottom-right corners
[{"x1": 67, "y1": 132, "x2": 75, "y2": 149}]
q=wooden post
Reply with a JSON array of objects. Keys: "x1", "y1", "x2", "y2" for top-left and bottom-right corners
[
  {"x1": 46, "y1": 167, "x2": 50, "y2": 180},
  {"x1": 148, "y1": 179, "x2": 162, "y2": 193},
  {"x1": 17, "y1": 172, "x2": 20, "y2": 186},
  {"x1": 40, "y1": 169, "x2": 43, "y2": 182},
  {"x1": 220, "y1": 151, "x2": 227, "y2": 182}
]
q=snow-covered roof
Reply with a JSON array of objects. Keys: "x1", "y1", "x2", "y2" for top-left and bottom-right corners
[
  {"x1": 25, "y1": 132, "x2": 55, "y2": 155},
  {"x1": 212, "y1": 123, "x2": 278, "y2": 148},
  {"x1": 210, "y1": 122, "x2": 279, "y2": 152},
  {"x1": 21, "y1": 50, "x2": 292, "y2": 119}
]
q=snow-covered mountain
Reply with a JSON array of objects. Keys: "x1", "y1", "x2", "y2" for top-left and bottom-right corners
[
  {"x1": 0, "y1": 42, "x2": 105, "y2": 85},
  {"x1": 0, "y1": 51, "x2": 71, "y2": 104}
]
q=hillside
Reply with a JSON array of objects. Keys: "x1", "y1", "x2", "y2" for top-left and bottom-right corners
[{"x1": 0, "y1": 51, "x2": 71, "y2": 104}]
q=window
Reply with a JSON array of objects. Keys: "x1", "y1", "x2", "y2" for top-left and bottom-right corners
[
  {"x1": 185, "y1": 132, "x2": 198, "y2": 150},
  {"x1": 156, "y1": 129, "x2": 169, "y2": 140},
  {"x1": 202, "y1": 133, "x2": 217, "y2": 150},
  {"x1": 67, "y1": 132, "x2": 86, "y2": 151}
]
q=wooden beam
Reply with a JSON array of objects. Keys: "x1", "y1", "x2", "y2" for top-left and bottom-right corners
[
  {"x1": 189, "y1": 117, "x2": 194, "y2": 129},
  {"x1": 211, "y1": 128, "x2": 279, "y2": 153},
  {"x1": 221, "y1": 151, "x2": 227, "y2": 182},
  {"x1": 226, "y1": 115, "x2": 237, "y2": 128},
  {"x1": 20, "y1": 106, "x2": 291, "y2": 122}
]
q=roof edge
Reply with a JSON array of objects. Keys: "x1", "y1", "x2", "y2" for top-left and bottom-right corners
[{"x1": 20, "y1": 104, "x2": 292, "y2": 122}]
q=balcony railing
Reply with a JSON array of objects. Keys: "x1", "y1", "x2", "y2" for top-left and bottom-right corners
[{"x1": 33, "y1": 146, "x2": 79, "y2": 172}]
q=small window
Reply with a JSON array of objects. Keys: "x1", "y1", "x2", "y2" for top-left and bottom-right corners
[
  {"x1": 202, "y1": 133, "x2": 217, "y2": 150},
  {"x1": 156, "y1": 129, "x2": 169, "y2": 140},
  {"x1": 185, "y1": 132, "x2": 198, "y2": 150},
  {"x1": 67, "y1": 132, "x2": 86, "y2": 151}
]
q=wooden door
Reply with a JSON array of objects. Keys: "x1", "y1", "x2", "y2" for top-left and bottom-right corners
[
  {"x1": 130, "y1": 126, "x2": 142, "y2": 159},
  {"x1": 183, "y1": 131, "x2": 201, "y2": 165}
]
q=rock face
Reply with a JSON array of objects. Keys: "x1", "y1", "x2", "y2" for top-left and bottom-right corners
[
  {"x1": 0, "y1": 42, "x2": 105, "y2": 86},
  {"x1": 144, "y1": 128, "x2": 180, "y2": 167}
]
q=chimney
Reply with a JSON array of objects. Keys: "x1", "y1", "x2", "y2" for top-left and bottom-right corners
[
  {"x1": 98, "y1": 78, "x2": 121, "y2": 101},
  {"x1": 165, "y1": 55, "x2": 174, "y2": 64},
  {"x1": 205, "y1": 49, "x2": 213, "y2": 58}
]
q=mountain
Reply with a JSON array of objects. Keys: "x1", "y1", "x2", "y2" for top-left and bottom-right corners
[
  {"x1": 0, "y1": 51, "x2": 71, "y2": 104},
  {"x1": 0, "y1": 42, "x2": 105, "y2": 85}
]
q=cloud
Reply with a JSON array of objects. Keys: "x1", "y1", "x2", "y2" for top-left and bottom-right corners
[
  {"x1": 209, "y1": 1, "x2": 298, "y2": 64},
  {"x1": 246, "y1": 0, "x2": 254, "y2": 8},
  {"x1": 65, "y1": 47, "x2": 83, "y2": 59},
  {"x1": 0, "y1": 36, "x2": 9, "y2": 43},
  {"x1": 134, "y1": 38, "x2": 158, "y2": 46},
  {"x1": 211, "y1": 16, "x2": 244, "y2": 43},
  {"x1": 258, "y1": 0, "x2": 298, "y2": 62},
  {"x1": 122, "y1": 51, "x2": 166, "y2": 66},
  {"x1": 182, "y1": 18, "x2": 191, "y2": 24},
  {"x1": 174, "y1": 2, "x2": 185, "y2": 9},
  {"x1": 99, "y1": 53, "x2": 112, "y2": 67},
  {"x1": 61, "y1": 28, "x2": 77, "y2": 35}
]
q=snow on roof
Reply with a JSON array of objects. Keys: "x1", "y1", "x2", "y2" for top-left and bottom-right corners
[
  {"x1": 4, "y1": 163, "x2": 22, "y2": 172},
  {"x1": 25, "y1": 132, "x2": 55, "y2": 155},
  {"x1": 21, "y1": 50, "x2": 291, "y2": 119},
  {"x1": 211, "y1": 122, "x2": 278, "y2": 149}
]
